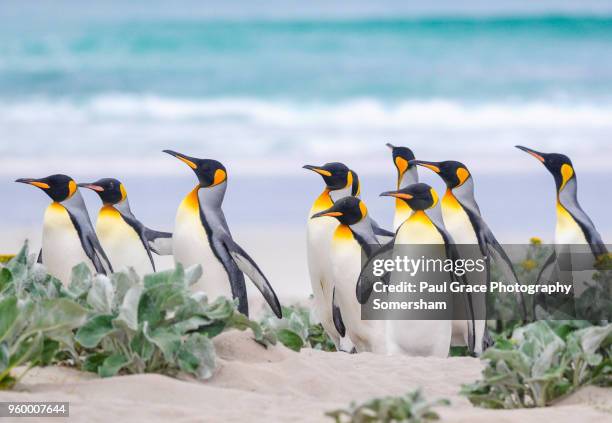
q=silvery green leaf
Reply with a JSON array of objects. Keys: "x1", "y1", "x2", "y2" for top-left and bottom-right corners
[
  {"x1": 111, "y1": 270, "x2": 140, "y2": 309},
  {"x1": 287, "y1": 312, "x2": 309, "y2": 341},
  {"x1": 67, "y1": 263, "x2": 92, "y2": 298},
  {"x1": 115, "y1": 285, "x2": 143, "y2": 332},
  {"x1": 29, "y1": 298, "x2": 88, "y2": 334},
  {"x1": 87, "y1": 275, "x2": 114, "y2": 314},
  {"x1": 143, "y1": 324, "x2": 180, "y2": 361},
  {"x1": 576, "y1": 324, "x2": 612, "y2": 355},
  {"x1": 177, "y1": 333, "x2": 216, "y2": 379},
  {"x1": 184, "y1": 265, "x2": 203, "y2": 287}
]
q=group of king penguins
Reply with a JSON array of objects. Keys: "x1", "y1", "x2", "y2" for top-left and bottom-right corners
[
  {"x1": 16, "y1": 150, "x2": 282, "y2": 319},
  {"x1": 15, "y1": 145, "x2": 606, "y2": 358},
  {"x1": 305, "y1": 144, "x2": 607, "y2": 357}
]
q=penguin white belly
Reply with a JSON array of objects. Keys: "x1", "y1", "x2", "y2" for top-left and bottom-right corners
[
  {"x1": 387, "y1": 212, "x2": 452, "y2": 357},
  {"x1": 393, "y1": 199, "x2": 413, "y2": 232},
  {"x1": 331, "y1": 225, "x2": 386, "y2": 353},
  {"x1": 42, "y1": 202, "x2": 93, "y2": 285},
  {"x1": 441, "y1": 196, "x2": 484, "y2": 353},
  {"x1": 555, "y1": 204, "x2": 591, "y2": 296},
  {"x1": 173, "y1": 189, "x2": 231, "y2": 301},
  {"x1": 96, "y1": 206, "x2": 153, "y2": 276}
]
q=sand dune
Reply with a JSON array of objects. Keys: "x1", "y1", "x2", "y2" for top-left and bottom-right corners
[{"x1": 3, "y1": 330, "x2": 609, "y2": 422}]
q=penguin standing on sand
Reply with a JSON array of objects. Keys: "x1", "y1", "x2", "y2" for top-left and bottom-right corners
[
  {"x1": 411, "y1": 159, "x2": 525, "y2": 354},
  {"x1": 516, "y1": 146, "x2": 607, "y2": 296},
  {"x1": 16, "y1": 174, "x2": 112, "y2": 284},
  {"x1": 379, "y1": 183, "x2": 470, "y2": 357},
  {"x1": 304, "y1": 162, "x2": 392, "y2": 350},
  {"x1": 164, "y1": 150, "x2": 282, "y2": 318},
  {"x1": 79, "y1": 178, "x2": 172, "y2": 275},
  {"x1": 311, "y1": 196, "x2": 386, "y2": 353},
  {"x1": 386, "y1": 143, "x2": 419, "y2": 231}
]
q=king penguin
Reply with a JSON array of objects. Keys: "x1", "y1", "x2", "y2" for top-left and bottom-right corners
[
  {"x1": 78, "y1": 178, "x2": 173, "y2": 275},
  {"x1": 16, "y1": 174, "x2": 113, "y2": 284},
  {"x1": 516, "y1": 146, "x2": 607, "y2": 297},
  {"x1": 304, "y1": 162, "x2": 392, "y2": 350},
  {"x1": 379, "y1": 183, "x2": 468, "y2": 357},
  {"x1": 386, "y1": 143, "x2": 419, "y2": 231},
  {"x1": 311, "y1": 196, "x2": 386, "y2": 353},
  {"x1": 164, "y1": 150, "x2": 282, "y2": 318},
  {"x1": 411, "y1": 159, "x2": 526, "y2": 354}
]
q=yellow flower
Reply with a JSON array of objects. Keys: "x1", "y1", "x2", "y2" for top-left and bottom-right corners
[
  {"x1": 0, "y1": 254, "x2": 15, "y2": 264},
  {"x1": 521, "y1": 259, "x2": 537, "y2": 271},
  {"x1": 529, "y1": 237, "x2": 542, "y2": 245}
]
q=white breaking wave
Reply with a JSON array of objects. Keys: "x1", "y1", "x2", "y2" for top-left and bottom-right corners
[{"x1": 0, "y1": 95, "x2": 611, "y2": 176}]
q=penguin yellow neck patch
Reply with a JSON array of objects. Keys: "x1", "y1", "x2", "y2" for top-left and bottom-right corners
[
  {"x1": 311, "y1": 189, "x2": 333, "y2": 213},
  {"x1": 180, "y1": 185, "x2": 201, "y2": 212},
  {"x1": 394, "y1": 156, "x2": 408, "y2": 187},
  {"x1": 333, "y1": 224, "x2": 354, "y2": 243},
  {"x1": 442, "y1": 189, "x2": 463, "y2": 211}
]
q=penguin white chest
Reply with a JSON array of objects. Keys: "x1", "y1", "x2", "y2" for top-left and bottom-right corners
[
  {"x1": 441, "y1": 192, "x2": 478, "y2": 244},
  {"x1": 173, "y1": 189, "x2": 231, "y2": 300},
  {"x1": 96, "y1": 206, "x2": 153, "y2": 275},
  {"x1": 555, "y1": 204, "x2": 588, "y2": 244},
  {"x1": 42, "y1": 202, "x2": 93, "y2": 285}
]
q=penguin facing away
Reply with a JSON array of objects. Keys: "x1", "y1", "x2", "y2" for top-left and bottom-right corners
[
  {"x1": 379, "y1": 183, "x2": 474, "y2": 357},
  {"x1": 15, "y1": 174, "x2": 113, "y2": 284},
  {"x1": 386, "y1": 143, "x2": 419, "y2": 231},
  {"x1": 79, "y1": 178, "x2": 173, "y2": 275},
  {"x1": 164, "y1": 150, "x2": 282, "y2": 318},
  {"x1": 311, "y1": 196, "x2": 386, "y2": 353}
]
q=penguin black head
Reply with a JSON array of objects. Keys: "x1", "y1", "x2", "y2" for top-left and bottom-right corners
[
  {"x1": 303, "y1": 162, "x2": 359, "y2": 194},
  {"x1": 15, "y1": 174, "x2": 78, "y2": 202},
  {"x1": 515, "y1": 146, "x2": 575, "y2": 192},
  {"x1": 386, "y1": 143, "x2": 415, "y2": 180},
  {"x1": 410, "y1": 159, "x2": 471, "y2": 189},
  {"x1": 163, "y1": 150, "x2": 227, "y2": 188},
  {"x1": 380, "y1": 183, "x2": 438, "y2": 211},
  {"x1": 310, "y1": 196, "x2": 367, "y2": 225},
  {"x1": 78, "y1": 178, "x2": 126, "y2": 205}
]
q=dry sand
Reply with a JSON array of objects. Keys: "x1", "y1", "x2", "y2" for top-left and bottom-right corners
[{"x1": 2, "y1": 330, "x2": 610, "y2": 423}]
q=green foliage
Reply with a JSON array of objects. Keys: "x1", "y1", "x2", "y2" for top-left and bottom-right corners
[
  {"x1": 325, "y1": 389, "x2": 449, "y2": 423},
  {"x1": 0, "y1": 243, "x2": 271, "y2": 386},
  {"x1": 462, "y1": 320, "x2": 612, "y2": 408},
  {"x1": 259, "y1": 304, "x2": 336, "y2": 352},
  {"x1": 0, "y1": 244, "x2": 88, "y2": 389}
]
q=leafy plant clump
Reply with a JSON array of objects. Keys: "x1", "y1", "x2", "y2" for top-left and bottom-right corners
[
  {"x1": 462, "y1": 320, "x2": 612, "y2": 408},
  {"x1": 0, "y1": 245, "x2": 88, "y2": 389},
  {"x1": 259, "y1": 304, "x2": 336, "y2": 352},
  {"x1": 325, "y1": 389, "x2": 449, "y2": 423},
  {"x1": 0, "y1": 243, "x2": 271, "y2": 385}
]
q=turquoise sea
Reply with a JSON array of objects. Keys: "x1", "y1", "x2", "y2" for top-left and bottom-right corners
[{"x1": 1, "y1": 1, "x2": 611, "y2": 237}]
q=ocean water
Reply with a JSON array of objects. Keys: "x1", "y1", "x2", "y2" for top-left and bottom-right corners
[{"x1": 0, "y1": 2, "x2": 611, "y2": 237}]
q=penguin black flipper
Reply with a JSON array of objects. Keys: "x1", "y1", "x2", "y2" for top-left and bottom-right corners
[
  {"x1": 356, "y1": 239, "x2": 395, "y2": 304},
  {"x1": 332, "y1": 287, "x2": 346, "y2": 337},
  {"x1": 144, "y1": 227, "x2": 173, "y2": 256},
  {"x1": 67, "y1": 210, "x2": 113, "y2": 275},
  {"x1": 222, "y1": 237, "x2": 282, "y2": 318},
  {"x1": 565, "y1": 206, "x2": 608, "y2": 258},
  {"x1": 369, "y1": 218, "x2": 395, "y2": 238},
  {"x1": 37, "y1": 249, "x2": 43, "y2": 264},
  {"x1": 117, "y1": 213, "x2": 158, "y2": 272}
]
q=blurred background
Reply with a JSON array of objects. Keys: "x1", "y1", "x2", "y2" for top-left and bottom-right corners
[{"x1": 1, "y1": 1, "x2": 611, "y2": 296}]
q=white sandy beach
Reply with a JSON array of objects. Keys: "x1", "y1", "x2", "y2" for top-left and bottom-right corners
[{"x1": 4, "y1": 330, "x2": 610, "y2": 422}]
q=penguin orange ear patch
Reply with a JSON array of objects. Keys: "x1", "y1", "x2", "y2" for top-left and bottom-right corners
[
  {"x1": 560, "y1": 164, "x2": 574, "y2": 190},
  {"x1": 358, "y1": 200, "x2": 368, "y2": 218},
  {"x1": 456, "y1": 168, "x2": 470, "y2": 186},
  {"x1": 120, "y1": 183, "x2": 128, "y2": 201},
  {"x1": 213, "y1": 169, "x2": 227, "y2": 186},
  {"x1": 68, "y1": 180, "x2": 77, "y2": 197}
]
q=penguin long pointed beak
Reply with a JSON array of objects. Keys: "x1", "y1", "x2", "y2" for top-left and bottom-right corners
[
  {"x1": 380, "y1": 190, "x2": 413, "y2": 200},
  {"x1": 302, "y1": 165, "x2": 332, "y2": 177},
  {"x1": 409, "y1": 160, "x2": 441, "y2": 173},
  {"x1": 515, "y1": 145, "x2": 546, "y2": 163},
  {"x1": 15, "y1": 178, "x2": 50, "y2": 189},
  {"x1": 310, "y1": 210, "x2": 343, "y2": 219},
  {"x1": 385, "y1": 142, "x2": 395, "y2": 150},
  {"x1": 78, "y1": 183, "x2": 104, "y2": 192},
  {"x1": 163, "y1": 149, "x2": 198, "y2": 169}
]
